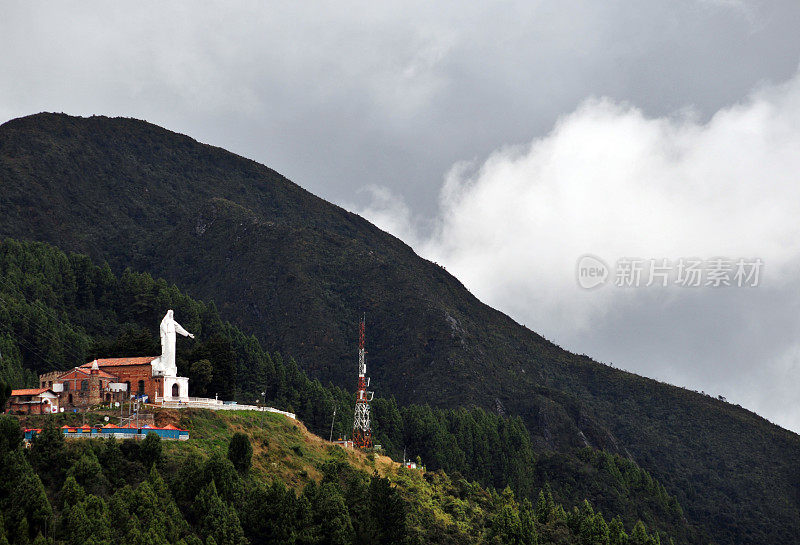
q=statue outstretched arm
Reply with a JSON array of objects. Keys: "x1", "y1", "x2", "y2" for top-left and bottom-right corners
[{"x1": 174, "y1": 321, "x2": 195, "y2": 339}]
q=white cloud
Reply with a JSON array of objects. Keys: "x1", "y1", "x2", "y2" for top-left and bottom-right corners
[
  {"x1": 361, "y1": 69, "x2": 800, "y2": 431},
  {"x1": 358, "y1": 186, "x2": 422, "y2": 249}
]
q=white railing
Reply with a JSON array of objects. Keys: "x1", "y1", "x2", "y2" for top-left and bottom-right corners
[
  {"x1": 155, "y1": 396, "x2": 224, "y2": 405},
  {"x1": 152, "y1": 396, "x2": 295, "y2": 419}
]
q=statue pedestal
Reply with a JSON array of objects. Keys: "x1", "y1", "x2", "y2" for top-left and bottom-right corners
[{"x1": 162, "y1": 376, "x2": 190, "y2": 401}]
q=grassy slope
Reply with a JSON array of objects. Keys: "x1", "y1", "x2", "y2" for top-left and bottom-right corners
[
  {"x1": 161, "y1": 409, "x2": 397, "y2": 488},
  {"x1": 161, "y1": 410, "x2": 689, "y2": 545},
  {"x1": 16, "y1": 408, "x2": 396, "y2": 490},
  {"x1": 1, "y1": 113, "x2": 799, "y2": 544}
]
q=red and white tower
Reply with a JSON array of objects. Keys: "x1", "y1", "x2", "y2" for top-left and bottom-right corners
[{"x1": 352, "y1": 315, "x2": 373, "y2": 449}]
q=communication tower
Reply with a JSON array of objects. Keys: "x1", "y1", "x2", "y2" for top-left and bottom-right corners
[{"x1": 351, "y1": 315, "x2": 373, "y2": 449}]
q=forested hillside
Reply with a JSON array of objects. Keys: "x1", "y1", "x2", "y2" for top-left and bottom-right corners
[
  {"x1": 0, "y1": 409, "x2": 678, "y2": 545},
  {"x1": 0, "y1": 113, "x2": 798, "y2": 544},
  {"x1": 0, "y1": 239, "x2": 700, "y2": 543}
]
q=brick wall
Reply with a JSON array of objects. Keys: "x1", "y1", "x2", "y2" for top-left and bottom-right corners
[
  {"x1": 7, "y1": 399, "x2": 50, "y2": 415},
  {"x1": 98, "y1": 364, "x2": 163, "y2": 401},
  {"x1": 44, "y1": 365, "x2": 156, "y2": 408},
  {"x1": 39, "y1": 370, "x2": 63, "y2": 389}
]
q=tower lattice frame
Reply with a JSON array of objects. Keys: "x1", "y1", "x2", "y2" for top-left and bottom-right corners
[{"x1": 352, "y1": 315, "x2": 373, "y2": 449}]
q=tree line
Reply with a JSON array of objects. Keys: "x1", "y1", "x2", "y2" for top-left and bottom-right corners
[{"x1": 0, "y1": 414, "x2": 672, "y2": 545}]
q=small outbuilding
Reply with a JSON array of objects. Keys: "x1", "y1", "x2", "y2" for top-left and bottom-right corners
[{"x1": 6, "y1": 388, "x2": 59, "y2": 414}]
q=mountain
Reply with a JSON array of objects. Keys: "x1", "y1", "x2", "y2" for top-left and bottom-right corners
[{"x1": 1, "y1": 112, "x2": 799, "y2": 544}]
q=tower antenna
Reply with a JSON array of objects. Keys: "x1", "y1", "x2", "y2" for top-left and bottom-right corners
[
  {"x1": 352, "y1": 314, "x2": 373, "y2": 449},
  {"x1": 329, "y1": 406, "x2": 337, "y2": 442}
]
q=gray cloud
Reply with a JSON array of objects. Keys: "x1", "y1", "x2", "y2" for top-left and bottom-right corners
[
  {"x1": 3, "y1": 1, "x2": 800, "y2": 214},
  {"x1": 3, "y1": 1, "x2": 800, "y2": 429},
  {"x1": 362, "y1": 73, "x2": 800, "y2": 431}
]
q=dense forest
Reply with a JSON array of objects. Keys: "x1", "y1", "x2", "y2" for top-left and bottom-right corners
[
  {"x1": 0, "y1": 239, "x2": 702, "y2": 543},
  {"x1": 0, "y1": 408, "x2": 674, "y2": 545}
]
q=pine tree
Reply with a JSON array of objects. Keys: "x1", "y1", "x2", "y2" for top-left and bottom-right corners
[
  {"x1": 15, "y1": 517, "x2": 29, "y2": 545},
  {"x1": 630, "y1": 520, "x2": 652, "y2": 545},
  {"x1": 0, "y1": 414, "x2": 22, "y2": 454},
  {"x1": 201, "y1": 455, "x2": 240, "y2": 504},
  {"x1": 489, "y1": 503, "x2": 524, "y2": 545},
  {"x1": 190, "y1": 359, "x2": 214, "y2": 397},
  {"x1": 608, "y1": 516, "x2": 627, "y2": 545},
  {"x1": 60, "y1": 494, "x2": 112, "y2": 545},
  {"x1": 227, "y1": 433, "x2": 252, "y2": 474},
  {"x1": 66, "y1": 452, "x2": 109, "y2": 497},
  {"x1": 301, "y1": 481, "x2": 355, "y2": 545},
  {"x1": 0, "y1": 383, "x2": 12, "y2": 415},
  {"x1": 108, "y1": 472, "x2": 190, "y2": 544},
  {"x1": 9, "y1": 466, "x2": 53, "y2": 539},
  {"x1": 535, "y1": 489, "x2": 548, "y2": 523},
  {"x1": 195, "y1": 481, "x2": 247, "y2": 545},
  {"x1": 59, "y1": 475, "x2": 86, "y2": 509},
  {"x1": 140, "y1": 432, "x2": 163, "y2": 469},
  {"x1": 368, "y1": 474, "x2": 407, "y2": 545},
  {"x1": 98, "y1": 435, "x2": 125, "y2": 488},
  {"x1": 28, "y1": 420, "x2": 67, "y2": 488},
  {"x1": 584, "y1": 512, "x2": 610, "y2": 545},
  {"x1": 293, "y1": 493, "x2": 315, "y2": 545},
  {"x1": 239, "y1": 479, "x2": 297, "y2": 545},
  {"x1": 146, "y1": 466, "x2": 190, "y2": 543},
  {"x1": 519, "y1": 498, "x2": 538, "y2": 545}
]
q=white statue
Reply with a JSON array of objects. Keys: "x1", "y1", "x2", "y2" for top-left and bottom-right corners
[{"x1": 152, "y1": 310, "x2": 194, "y2": 376}]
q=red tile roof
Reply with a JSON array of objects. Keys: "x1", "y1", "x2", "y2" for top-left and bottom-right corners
[
  {"x1": 80, "y1": 357, "x2": 157, "y2": 367},
  {"x1": 59, "y1": 368, "x2": 90, "y2": 377},
  {"x1": 57, "y1": 367, "x2": 117, "y2": 379},
  {"x1": 11, "y1": 388, "x2": 51, "y2": 396}
]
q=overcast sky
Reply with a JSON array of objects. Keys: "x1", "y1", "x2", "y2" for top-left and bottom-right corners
[{"x1": 3, "y1": 1, "x2": 800, "y2": 431}]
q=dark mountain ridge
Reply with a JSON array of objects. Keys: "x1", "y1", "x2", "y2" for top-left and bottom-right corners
[{"x1": 1, "y1": 112, "x2": 799, "y2": 544}]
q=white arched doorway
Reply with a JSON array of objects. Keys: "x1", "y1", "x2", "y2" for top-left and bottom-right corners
[{"x1": 163, "y1": 376, "x2": 190, "y2": 401}]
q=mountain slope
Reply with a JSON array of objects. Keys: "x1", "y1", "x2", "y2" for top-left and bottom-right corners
[
  {"x1": 0, "y1": 237, "x2": 698, "y2": 542},
  {"x1": 1, "y1": 112, "x2": 799, "y2": 544}
]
